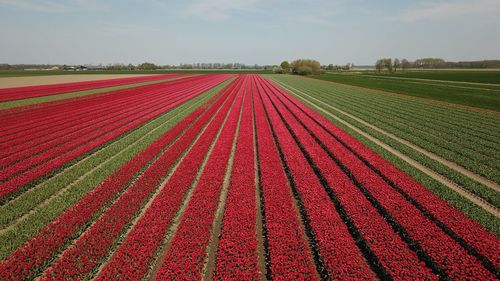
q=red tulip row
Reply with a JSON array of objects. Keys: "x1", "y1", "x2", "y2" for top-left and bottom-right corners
[
  {"x1": 255, "y1": 77, "x2": 377, "y2": 280},
  {"x1": 0, "y1": 76, "x2": 235, "y2": 281},
  {"x1": 0, "y1": 74, "x2": 182, "y2": 102},
  {"x1": 0, "y1": 75, "x2": 223, "y2": 154},
  {"x1": 40, "y1": 77, "x2": 240, "y2": 281},
  {"x1": 0, "y1": 77, "x2": 187, "y2": 138},
  {"x1": 282, "y1": 91, "x2": 500, "y2": 270},
  {"x1": 156, "y1": 77, "x2": 246, "y2": 280},
  {"x1": 257, "y1": 76, "x2": 436, "y2": 280},
  {"x1": 253, "y1": 77, "x2": 318, "y2": 280},
  {"x1": 94, "y1": 77, "x2": 245, "y2": 280},
  {"x1": 0, "y1": 76, "x2": 230, "y2": 201},
  {"x1": 0, "y1": 82, "x2": 204, "y2": 167},
  {"x1": 214, "y1": 76, "x2": 259, "y2": 280},
  {"x1": 263, "y1": 76, "x2": 499, "y2": 279}
]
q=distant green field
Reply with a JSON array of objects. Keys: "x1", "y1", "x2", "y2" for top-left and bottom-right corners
[
  {"x1": 362, "y1": 70, "x2": 500, "y2": 84},
  {"x1": 0, "y1": 69, "x2": 272, "y2": 77},
  {"x1": 311, "y1": 72, "x2": 500, "y2": 111}
]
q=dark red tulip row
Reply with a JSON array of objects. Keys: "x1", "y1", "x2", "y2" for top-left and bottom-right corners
[
  {"x1": 0, "y1": 76, "x2": 214, "y2": 159},
  {"x1": 280, "y1": 91, "x2": 500, "y2": 271},
  {"x1": 262, "y1": 76, "x2": 499, "y2": 279},
  {"x1": 0, "y1": 77, "x2": 234, "y2": 281},
  {"x1": 94, "y1": 77, "x2": 245, "y2": 281},
  {"x1": 255, "y1": 77, "x2": 377, "y2": 280},
  {"x1": 0, "y1": 74, "x2": 183, "y2": 102},
  {"x1": 0, "y1": 76, "x2": 231, "y2": 202},
  {"x1": 253, "y1": 77, "x2": 318, "y2": 280},
  {"x1": 257, "y1": 76, "x2": 436, "y2": 280},
  {"x1": 156, "y1": 77, "x2": 246, "y2": 280},
  {"x1": 214, "y1": 76, "x2": 260, "y2": 280}
]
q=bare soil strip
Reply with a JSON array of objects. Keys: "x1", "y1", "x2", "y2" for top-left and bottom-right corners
[
  {"x1": 303, "y1": 76, "x2": 500, "y2": 116},
  {"x1": 147, "y1": 90, "x2": 240, "y2": 281},
  {"x1": 201, "y1": 91, "x2": 244, "y2": 281},
  {"x1": 0, "y1": 74, "x2": 157, "y2": 88},
  {"x1": 0, "y1": 99, "x2": 204, "y2": 235},
  {"x1": 274, "y1": 79, "x2": 500, "y2": 192},
  {"x1": 274, "y1": 80, "x2": 500, "y2": 217}
]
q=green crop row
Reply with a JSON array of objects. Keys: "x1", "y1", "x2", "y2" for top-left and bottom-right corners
[{"x1": 311, "y1": 72, "x2": 500, "y2": 111}]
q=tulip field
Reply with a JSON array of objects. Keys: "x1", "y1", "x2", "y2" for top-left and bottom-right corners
[{"x1": 0, "y1": 74, "x2": 498, "y2": 280}]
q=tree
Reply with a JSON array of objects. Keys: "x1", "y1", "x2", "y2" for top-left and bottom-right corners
[
  {"x1": 384, "y1": 58, "x2": 393, "y2": 72},
  {"x1": 280, "y1": 61, "x2": 290, "y2": 73},
  {"x1": 393, "y1": 58, "x2": 400, "y2": 72},
  {"x1": 375, "y1": 60, "x2": 383, "y2": 72},
  {"x1": 272, "y1": 66, "x2": 285, "y2": 74},
  {"x1": 290, "y1": 59, "x2": 321, "y2": 75},
  {"x1": 401, "y1": 58, "x2": 411, "y2": 70},
  {"x1": 295, "y1": 66, "x2": 313, "y2": 75},
  {"x1": 137, "y1": 62, "x2": 158, "y2": 70}
]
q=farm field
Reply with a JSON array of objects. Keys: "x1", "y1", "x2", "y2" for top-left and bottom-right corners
[
  {"x1": 313, "y1": 71, "x2": 500, "y2": 110},
  {"x1": 0, "y1": 74, "x2": 498, "y2": 280}
]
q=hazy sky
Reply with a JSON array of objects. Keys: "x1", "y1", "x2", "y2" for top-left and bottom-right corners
[{"x1": 1, "y1": 0, "x2": 499, "y2": 65}]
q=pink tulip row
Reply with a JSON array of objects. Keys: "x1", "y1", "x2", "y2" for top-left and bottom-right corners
[
  {"x1": 0, "y1": 76, "x2": 231, "y2": 201},
  {"x1": 263, "y1": 76, "x2": 499, "y2": 279},
  {"x1": 0, "y1": 74, "x2": 183, "y2": 102},
  {"x1": 156, "y1": 77, "x2": 246, "y2": 280},
  {"x1": 94, "y1": 77, "x2": 245, "y2": 280},
  {"x1": 0, "y1": 75, "x2": 217, "y2": 158},
  {"x1": 0, "y1": 77, "x2": 234, "y2": 281},
  {"x1": 214, "y1": 76, "x2": 260, "y2": 280}
]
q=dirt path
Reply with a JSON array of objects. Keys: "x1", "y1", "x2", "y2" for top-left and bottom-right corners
[
  {"x1": 273, "y1": 80, "x2": 500, "y2": 218},
  {"x1": 0, "y1": 74, "x2": 157, "y2": 88},
  {"x1": 302, "y1": 76, "x2": 500, "y2": 116}
]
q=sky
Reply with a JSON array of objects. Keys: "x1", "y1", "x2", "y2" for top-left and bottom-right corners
[{"x1": 0, "y1": 0, "x2": 499, "y2": 66}]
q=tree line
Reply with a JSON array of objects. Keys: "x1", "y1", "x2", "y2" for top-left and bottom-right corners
[
  {"x1": 374, "y1": 58, "x2": 500, "y2": 72},
  {"x1": 274, "y1": 59, "x2": 322, "y2": 75}
]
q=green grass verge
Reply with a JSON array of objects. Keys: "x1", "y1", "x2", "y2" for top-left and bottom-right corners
[
  {"x1": 310, "y1": 72, "x2": 500, "y2": 111},
  {"x1": 0, "y1": 79, "x2": 231, "y2": 260},
  {"x1": 0, "y1": 77, "x2": 181, "y2": 110}
]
